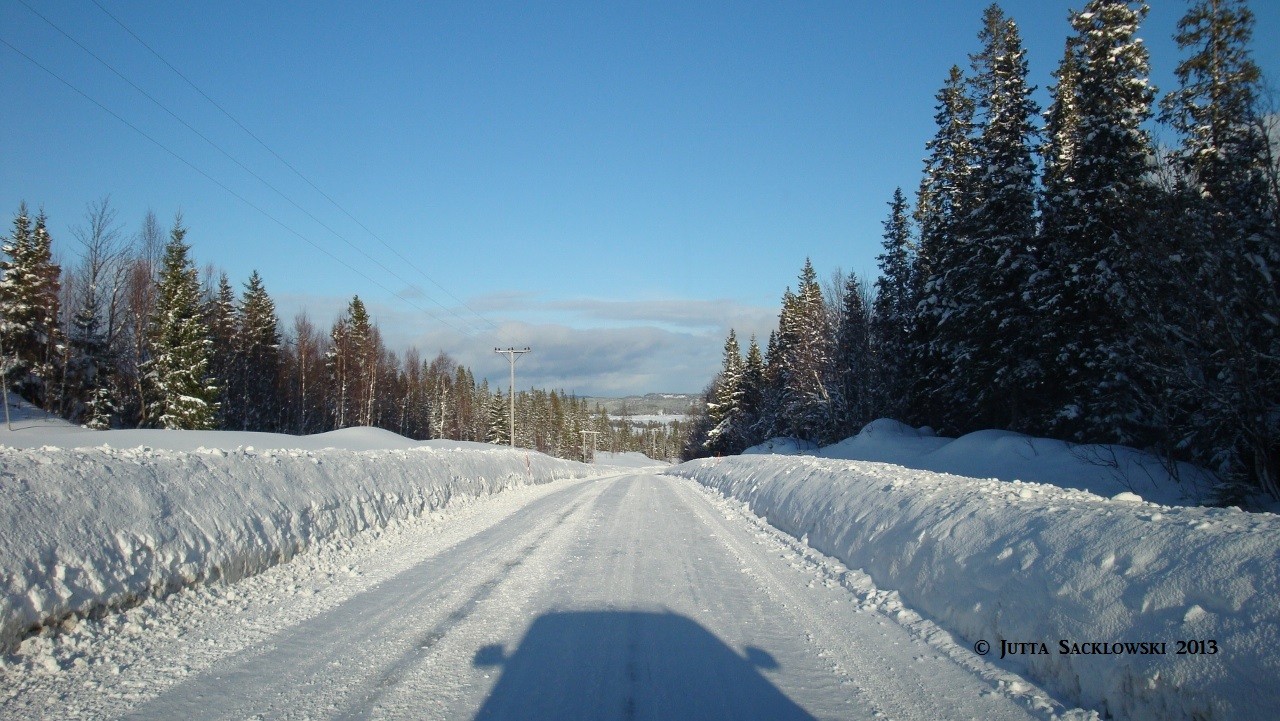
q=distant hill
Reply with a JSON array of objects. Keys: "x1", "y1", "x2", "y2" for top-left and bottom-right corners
[{"x1": 582, "y1": 393, "x2": 700, "y2": 418}]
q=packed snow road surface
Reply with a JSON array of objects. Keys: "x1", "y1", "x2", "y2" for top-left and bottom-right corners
[{"x1": 2, "y1": 472, "x2": 1078, "y2": 720}]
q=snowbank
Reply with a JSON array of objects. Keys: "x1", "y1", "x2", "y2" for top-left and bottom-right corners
[
  {"x1": 668, "y1": 455, "x2": 1280, "y2": 721},
  {"x1": 746, "y1": 419, "x2": 1217, "y2": 506},
  {"x1": 0, "y1": 434, "x2": 600, "y2": 653}
]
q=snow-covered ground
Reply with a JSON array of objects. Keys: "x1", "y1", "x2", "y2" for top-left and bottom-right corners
[
  {"x1": 592, "y1": 450, "x2": 670, "y2": 468},
  {"x1": 746, "y1": 418, "x2": 1223, "y2": 507},
  {"x1": 1, "y1": 402, "x2": 1274, "y2": 719},
  {"x1": 669, "y1": 453, "x2": 1280, "y2": 720},
  {"x1": 1, "y1": 468, "x2": 1087, "y2": 720},
  {"x1": 0, "y1": 411, "x2": 602, "y2": 656}
]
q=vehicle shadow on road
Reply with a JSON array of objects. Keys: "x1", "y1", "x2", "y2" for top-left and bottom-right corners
[{"x1": 471, "y1": 610, "x2": 816, "y2": 720}]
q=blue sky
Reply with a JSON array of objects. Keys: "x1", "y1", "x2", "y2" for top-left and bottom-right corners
[{"x1": 3, "y1": 1, "x2": 1279, "y2": 395}]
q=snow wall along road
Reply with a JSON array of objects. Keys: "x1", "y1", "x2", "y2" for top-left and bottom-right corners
[
  {"x1": 668, "y1": 456, "x2": 1280, "y2": 721},
  {"x1": 0, "y1": 443, "x2": 599, "y2": 654}
]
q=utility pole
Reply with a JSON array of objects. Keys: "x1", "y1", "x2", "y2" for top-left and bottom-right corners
[
  {"x1": 580, "y1": 429, "x2": 601, "y2": 463},
  {"x1": 494, "y1": 347, "x2": 531, "y2": 447},
  {"x1": 0, "y1": 328, "x2": 10, "y2": 431}
]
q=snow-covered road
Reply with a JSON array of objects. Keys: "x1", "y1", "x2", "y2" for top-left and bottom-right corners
[{"x1": 2, "y1": 472, "x2": 1077, "y2": 720}]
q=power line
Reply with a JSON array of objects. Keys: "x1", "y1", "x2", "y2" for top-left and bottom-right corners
[
  {"x1": 0, "y1": 35, "x2": 474, "y2": 336},
  {"x1": 14, "y1": 0, "x2": 480, "y2": 337},
  {"x1": 86, "y1": 0, "x2": 501, "y2": 334}
]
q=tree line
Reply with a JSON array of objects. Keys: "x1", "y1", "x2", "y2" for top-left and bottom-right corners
[
  {"x1": 0, "y1": 200, "x2": 684, "y2": 461},
  {"x1": 685, "y1": 0, "x2": 1280, "y2": 502}
]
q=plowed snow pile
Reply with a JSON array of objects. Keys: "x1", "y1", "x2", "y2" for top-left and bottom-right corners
[
  {"x1": 747, "y1": 418, "x2": 1222, "y2": 506},
  {"x1": 0, "y1": 426, "x2": 599, "y2": 653},
  {"x1": 668, "y1": 455, "x2": 1280, "y2": 721}
]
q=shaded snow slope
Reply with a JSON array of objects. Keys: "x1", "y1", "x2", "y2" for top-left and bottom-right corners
[
  {"x1": 0, "y1": 434, "x2": 601, "y2": 654},
  {"x1": 668, "y1": 455, "x2": 1280, "y2": 721},
  {"x1": 746, "y1": 419, "x2": 1217, "y2": 507}
]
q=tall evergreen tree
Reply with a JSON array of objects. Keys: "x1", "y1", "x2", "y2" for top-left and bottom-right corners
[
  {"x1": 758, "y1": 310, "x2": 791, "y2": 440},
  {"x1": 738, "y1": 334, "x2": 766, "y2": 448},
  {"x1": 954, "y1": 4, "x2": 1043, "y2": 431},
  {"x1": 911, "y1": 67, "x2": 977, "y2": 430},
  {"x1": 0, "y1": 204, "x2": 64, "y2": 410},
  {"x1": 704, "y1": 328, "x2": 744, "y2": 455},
  {"x1": 29, "y1": 211, "x2": 64, "y2": 413},
  {"x1": 1162, "y1": 0, "x2": 1270, "y2": 229},
  {"x1": 1151, "y1": 0, "x2": 1280, "y2": 499},
  {"x1": 1031, "y1": 35, "x2": 1087, "y2": 437},
  {"x1": 327, "y1": 296, "x2": 375, "y2": 428},
  {"x1": 1033, "y1": 0, "x2": 1156, "y2": 444},
  {"x1": 779, "y1": 259, "x2": 836, "y2": 444},
  {"x1": 1041, "y1": 37, "x2": 1083, "y2": 223},
  {"x1": 144, "y1": 215, "x2": 219, "y2": 429},
  {"x1": 832, "y1": 272, "x2": 871, "y2": 436},
  {"x1": 205, "y1": 273, "x2": 236, "y2": 424},
  {"x1": 486, "y1": 389, "x2": 509, "y2": 445},
  {"x1": 235, "y1": 270, "x2": 281, "y2": 431},
  {"x1": 873, "y1": 189, "x2": 918, "y2": 424},
  {"x1": 680, "y1": 381, "x2": 718, "y2": 461}
]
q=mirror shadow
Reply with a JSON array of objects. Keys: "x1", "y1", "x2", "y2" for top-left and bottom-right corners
[{"x1": 472, "y1": 610, "x2": 817, "y2": 720}]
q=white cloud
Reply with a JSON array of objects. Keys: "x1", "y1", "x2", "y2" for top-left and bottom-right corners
[{"x1": 272, "y1": 291, "x2": 779, "y2": 396}]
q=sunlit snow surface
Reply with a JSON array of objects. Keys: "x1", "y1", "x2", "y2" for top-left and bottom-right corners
[
  {"x1": 680, "y1": 438, "x2": 1280, "y2": 719},
  {"x1": 746, "y1": 418, "x2": 1229, "y2": 507},
  {"x1": 0, "y1": 400, "x2": 606, "y2": 655},
  {"x1": 1, "y1": 394, "x2": 1274, "y2": 720}
]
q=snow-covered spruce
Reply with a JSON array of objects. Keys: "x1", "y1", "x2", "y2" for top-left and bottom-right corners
[
  {"x1": 0, "y1": 431, "x2": 600, "y2": 653},
  {"x1": 667, "y1": 454, "x2": 1280, "y2": 721}
]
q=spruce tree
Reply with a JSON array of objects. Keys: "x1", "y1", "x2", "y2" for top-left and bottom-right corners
[
  {"x1": 235, "y1": 271, "x2": 281, "y2": 431},
  {"x1": 1041, "y1": 38, "x2": 1083, "y2": 214},
  {"x1": 1162, "y1": 0, "x2": 1270, "y2": 230},
  {"x1": 30, "y1": 212, "x2": 64, "y2": 413},
  {"x1": 758, "y1": 311, "x2": 790, "y2": 440},
  {"x1": 206, "y1": 273, "x2": 236, "y2": 425},
  {"x1": 680, "y1": 381, "x2": 718, "y2": 461},
  {"x1": 0, "y1": 207, "x2": 35, "y2": 396},
  {"x1": 327, "y1": 296, "x2": 375, "y2": 428},
  {"x1": 873, "y1": 189, "x2": 917, "y2": 424},
  {"x1": 832, "y1": 272, "x2": 871, "y2": 437},
  {"x1": 1034, "y1": 0, "x2": 1156, "y2": 444},
  {"x1": 0, "y1": 204, "x2": 64, "y2": 410},
  {"x1": 1153, "y1": 0, "x2": 1280, "y2": 499},
  {"x1": 739, "y1": 334, "x2": 766, "y2": 448},
  {"x1": 486, "y1": 389, "x2": 510, "y2": 445},
  {"x1": 780, "y1": 259, "x2": 836, "y2": 445},
  {"x1": 1030, "y1": 36, "x2": 1086, "y2": 438},
  {"x1": 957, "y1": 4, "x2": 1042, "y2": 432},
  {"x1": 144, "y1": 216, "x2": 219, "y2": 430},
  {"x1": 704, "y1": 329, "x2": 744, "y2": 455},
  {"x1": 911, "y1": 67, "x2": 977, "y2": 430}
]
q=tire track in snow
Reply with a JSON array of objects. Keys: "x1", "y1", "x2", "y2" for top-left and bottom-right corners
[
  {"x1": 328, "y1": 486, "x2": 599, "y2": 720},
  {"x1": 118, "y1": 476, "x2": 611, "y2": 720},
  {"x1": 0, "y1": 474, "x2": 615, "y2": 720},
  {"x1": 346, "y1": 472, "x2": 634, "y2": 719},
  {"x1": 664, "y1": 474, "x2": 1080, "y2": 721}
]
